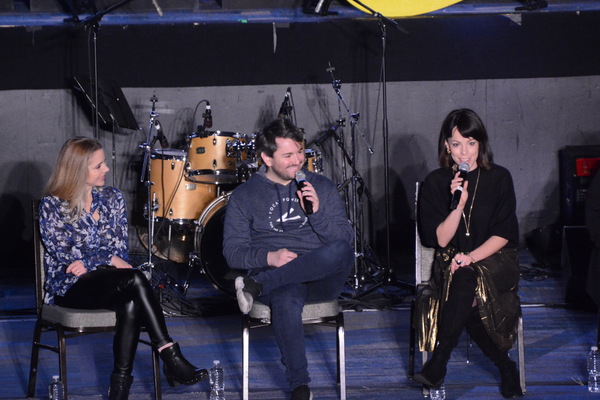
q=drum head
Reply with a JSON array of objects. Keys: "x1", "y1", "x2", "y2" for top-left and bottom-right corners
[{"x1": 195, "y1": 196, "x2": 242, "y2": 298}]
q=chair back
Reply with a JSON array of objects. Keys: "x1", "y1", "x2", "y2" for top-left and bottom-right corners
[
  {"x1": 32, "y1": 200, "x2": 45, "y2": 315},
  {"x1": 415, "y1": 182, "x2": 435, "y2": 285}
]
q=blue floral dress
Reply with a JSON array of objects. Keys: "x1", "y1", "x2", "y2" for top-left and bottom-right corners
[{"x1": 39, "y1": 186, "x2": 129, "y2": 304}]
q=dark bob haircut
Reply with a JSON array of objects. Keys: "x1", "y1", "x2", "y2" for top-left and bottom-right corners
[{"x1": 437, "y1": 108, "x2": 494, "y2": 170}]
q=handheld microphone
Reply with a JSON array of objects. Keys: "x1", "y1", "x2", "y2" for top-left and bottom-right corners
[
  {"x1": 295, "y1": 170, "x2": 313, "y2": 215},
  {"x1": 203, "y1": 102, "x2": 213, "y2": 130},
  {"x1": 449, "y1": 163, "x2": 469, "y2": 210},
  {"x1": 155, "y1": 120, "x2": 169, "y2": 148}
]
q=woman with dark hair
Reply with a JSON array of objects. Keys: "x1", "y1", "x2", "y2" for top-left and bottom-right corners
[
  {"x1": 414, "y1": 109, "x2": 523, "y2": 398},
  {"x1": 39, "y1": 137, "x2": 208, "y2": 399}
]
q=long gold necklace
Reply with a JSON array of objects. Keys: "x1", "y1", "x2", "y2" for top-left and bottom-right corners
[{"x1": 461, "y1": 168, "x2": 480, "y2": 237}]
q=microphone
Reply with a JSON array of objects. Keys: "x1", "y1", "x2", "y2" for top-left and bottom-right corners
[
  {"x1": 278, "y1": 88, "x2": 291, "y2": 119},
  {"x1": 151, "y1": 0, "x2": 163, "y2": 16},
  {"x1": 295, "y1": 170, "x2": 313, "y2": 215},
  {"x1": 155, "y1": 120, "x2": 169, "y2": 148},
  {"x1": 449, "y1": 163, "x2": 469, "y2": 210},
  {"x1": 203, "y1": 102, "x2": 213, "y2": 130}
]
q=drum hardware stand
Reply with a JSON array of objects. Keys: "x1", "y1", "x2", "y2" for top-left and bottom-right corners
[{"x1": 325, "y1": 65, "x2": 390, "y2": 296}]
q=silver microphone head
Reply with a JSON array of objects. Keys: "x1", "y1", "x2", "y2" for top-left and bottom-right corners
[
  {"x1": 458, "y1": 163, "x2": 470, "y2": 173},
  {"x1": 295, "y1": 170, "x2": 306, "y2": 181}
]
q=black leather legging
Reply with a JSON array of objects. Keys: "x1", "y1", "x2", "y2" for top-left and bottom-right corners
[{"x1": 56, "y1": 268, "x2": 172, "y2": 376}]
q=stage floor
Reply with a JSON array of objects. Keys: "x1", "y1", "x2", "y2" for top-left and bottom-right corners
[{"x1": 0, "y1": 250, "x2": 598, "y2": 399}]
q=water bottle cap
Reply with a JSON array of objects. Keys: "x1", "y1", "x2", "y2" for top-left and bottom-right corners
[
  {"x1": 213, "y1": 359, "x2": 220, "y2": 364},
  {"x1": 52, "y1": 375, "x2": 60, "y2": 380},
  {"x1": 593, "y1": 346, "x2": 598, "y2": 351}
]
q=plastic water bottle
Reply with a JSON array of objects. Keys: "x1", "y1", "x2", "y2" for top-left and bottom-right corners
[
  {"x1": 48, "y1": 375, "x2": 65, "y2": 400},
  {"x1": 589, "y1": 346, "x2": 600, "y2": 393},
  {"x1": 429, "y1": 384, "x2": 446, "y2": 400},
  {"x1": 210, "y1": 360, "x2": 225, "y2": 400}
]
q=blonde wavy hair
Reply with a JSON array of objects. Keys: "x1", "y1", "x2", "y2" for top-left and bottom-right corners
[{"x1": 44, "y1": 137, "x2": 103, "y2": 219}]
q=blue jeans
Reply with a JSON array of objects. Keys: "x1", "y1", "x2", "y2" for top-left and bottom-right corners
[{"x1": 251, "y1": 239, "x2": 353, "y2": 390}]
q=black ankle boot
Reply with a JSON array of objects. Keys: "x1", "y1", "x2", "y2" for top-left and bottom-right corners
[
  {"x1": 108, "y1": 373, "x2": 133, "y2": 400},
  {"x1": 159, "y1": 342, "x2": 208, "y2": 387},
  {"x1": 413, "y1": 351, "x2": 449, "y2": 388},
  {"x1": 498, "y1": 360, "x2": 524, "y2": 398}
]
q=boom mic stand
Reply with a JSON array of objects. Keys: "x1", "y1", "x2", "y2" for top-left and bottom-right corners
[
  {"x1": 325, "y1": 65, "x2": 389, "y2": 295},
  {"x1": 74, "y1": 0, "x2": 134, "y2": 139},
  {"x1": 344, "y1": 2, "x2": 410, "y2": 288},
  {"x1": 138, "y1": 94, "x2": 193, "y2": 316}
]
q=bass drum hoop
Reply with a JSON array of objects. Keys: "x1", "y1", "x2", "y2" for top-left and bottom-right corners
[{"x1": 194, "y1": 192, "x2": 240, "y2": 297}]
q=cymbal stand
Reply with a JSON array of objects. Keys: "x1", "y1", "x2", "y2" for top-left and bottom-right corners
[{"x1": 326, "y1": 66, "x2": 388, "y2": 294}]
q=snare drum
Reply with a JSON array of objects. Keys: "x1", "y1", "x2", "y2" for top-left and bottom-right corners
[
  {"x1": 150, "y1": 149, "x2": 217, "y2": 222},
  {"x1": 187, "y1": 131, "x2": 244, "y2": 184},
  {"x1": 305, "y1": 149, "x2": 323, "y2": 173}
]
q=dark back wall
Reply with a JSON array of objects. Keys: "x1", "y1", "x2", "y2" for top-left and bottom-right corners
[{"x1": 2, "y1": 11, "x2": 600, "y2": 90}]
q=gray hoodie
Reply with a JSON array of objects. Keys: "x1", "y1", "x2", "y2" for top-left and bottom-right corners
[{"x1": 223, "y1": 166, "x2": 353, "y2": 270}]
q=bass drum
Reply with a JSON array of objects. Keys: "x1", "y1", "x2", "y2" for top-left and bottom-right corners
[{"x1": 195, "y1": 193, "x2": 241, "y2": 298}]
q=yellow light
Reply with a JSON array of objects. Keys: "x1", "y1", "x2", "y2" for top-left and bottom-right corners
[{"x1": 347, "y1": 0, "x2": 462, "y2": 18}]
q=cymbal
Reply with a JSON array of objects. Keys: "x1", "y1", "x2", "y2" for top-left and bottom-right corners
[{"x1": 347, "y1": 0, "x2": 461, "y2": 17}]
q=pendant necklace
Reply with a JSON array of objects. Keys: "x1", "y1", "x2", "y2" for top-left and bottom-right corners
[{"x1": 462, "y1": 168, "x2": 480, "y2": 237}]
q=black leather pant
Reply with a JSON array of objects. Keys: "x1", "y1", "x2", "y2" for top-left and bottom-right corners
[{"x1": 57, "y1": 268, "x2": 172, "y2": 376}]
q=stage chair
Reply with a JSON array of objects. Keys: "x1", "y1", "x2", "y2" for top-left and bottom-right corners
[
  {"x1": 408, "y1": 182, "x2": 526, "y2": 394},
  {"x1": 27, "y1": 201, "x2": 162, "y2": 400},
  {"x1": 242, "y1": 299, "x2": 346, "y2": 400}
]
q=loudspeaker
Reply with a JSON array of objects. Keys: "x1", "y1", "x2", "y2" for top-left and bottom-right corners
[
  {"x1": 559, "y1": 145, "x2": 600, "y2": 226},
  {"x1": 562, "y1": 226, "x2": 596, "y2": 310}
]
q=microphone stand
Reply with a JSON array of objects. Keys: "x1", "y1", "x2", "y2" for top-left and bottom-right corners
[
  {"x1": 138, "y1": 94, "x2": 192, "y2": 316},
  {"x1": 344, "y1": 2, "x2": 409, "y2": 287},
  {"x1": 326, "y1": 65, "x2": 385, "y2": 295},
  {"x1": 138, "y1": 94, "x2": 159, "y2": 282},
  {"x1": 75, "y1": 0, "x2": 134, "y2": 139}
]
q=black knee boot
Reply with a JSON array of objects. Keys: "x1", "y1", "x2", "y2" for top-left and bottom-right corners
[
  {"x1": 159, "y1": 343, "x2": 208, "y2": 387},
  {"x1": 109, "y1": 300, "x2": 140, "y2": 400},
  {"x1": 414, "y1": 268, "x2": 478, "y2": 388},
  {"x1": 109, "y1": 373, "x2": 133, "y2": 400},
  {"x1": 465, "y1": 308, "x2": 523, "y2": 398}
]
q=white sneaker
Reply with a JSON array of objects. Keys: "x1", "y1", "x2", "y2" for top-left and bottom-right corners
[{"x1": 235, "y1": 276, "x2": 254, "y2": 314}]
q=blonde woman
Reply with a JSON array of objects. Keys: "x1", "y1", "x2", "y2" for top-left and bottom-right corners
[{"x1": 39, "y1": 137, "x2": 207, "y2": 399}]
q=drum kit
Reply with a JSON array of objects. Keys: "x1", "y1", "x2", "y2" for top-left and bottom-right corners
[{"x1": 138, "y1": 98, "x2": 323, "y2": 302}]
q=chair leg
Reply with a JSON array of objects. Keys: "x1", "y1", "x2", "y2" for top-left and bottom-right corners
[
  {"x1": 27, "y1": 321, "x2": 43, "y2": 397},
  {"x1": 517, "y1": 315, "x2": 526, "y2": 393},
  {"x1": 57, "y1": 327, "x2": 68, "y2": 400},
  {"x1": 242, "y1": 315, "x2": 250, "y2": 400},
  {"x1": 408, "y1": 300, "x2": 416, "y2": 378},
  {"x1": 336, "y1": 313, "x2": 346, "y2": 400}
]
